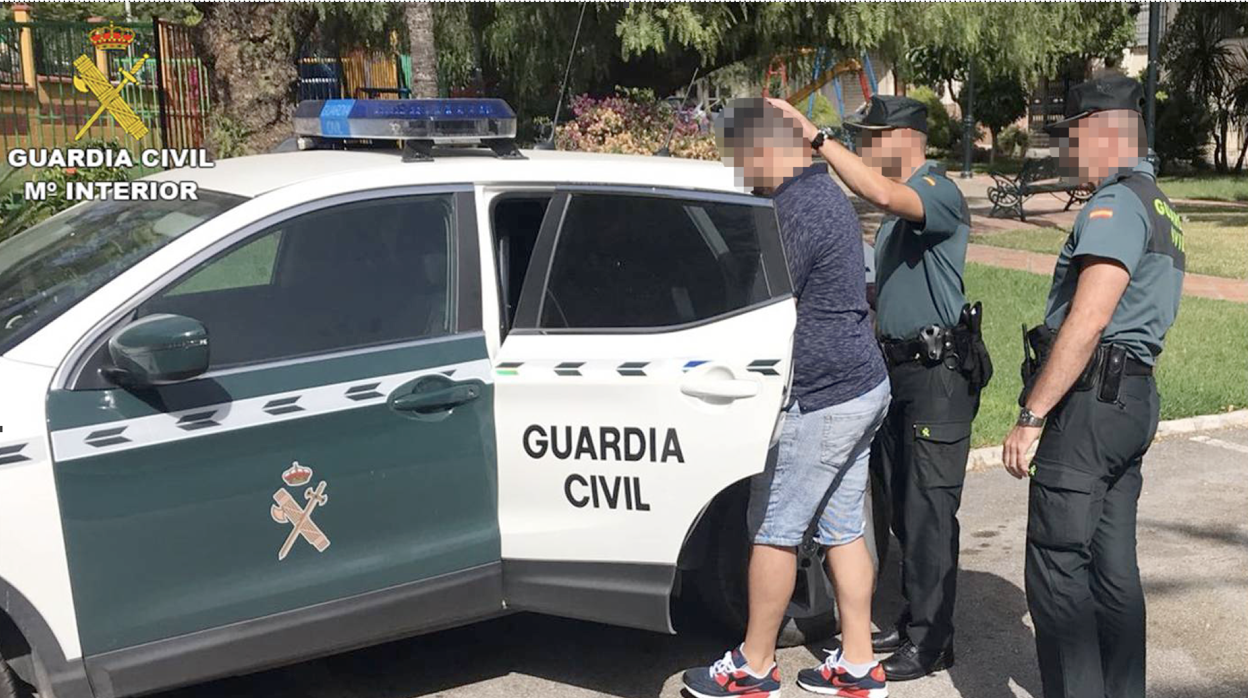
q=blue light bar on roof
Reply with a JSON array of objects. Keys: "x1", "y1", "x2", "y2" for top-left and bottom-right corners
[{"x1": 293, "y1": 98, "x2": 517, "y2": 143}]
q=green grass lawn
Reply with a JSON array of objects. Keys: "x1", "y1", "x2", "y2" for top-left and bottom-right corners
[
  {"x1": 1158, "y1": 175, "x2": 1248, "y2": 202},
  {"x1": 970, "y1": 205, "x2": 1248, "y2": 280},
  {"x1": 965, "y1": 263, "x2": 1248, "y2": 447}
]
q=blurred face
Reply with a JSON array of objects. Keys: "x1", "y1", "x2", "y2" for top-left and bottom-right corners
[
  {"x1": 856, "y1": 127, "x2": 925, "y2": 179},
  {"x1": 719, "y1": 101, "x2": 809, "y2": 191},
  {"x1": 1058, "y1": 110, "x2": 1143, "y2": 184}
]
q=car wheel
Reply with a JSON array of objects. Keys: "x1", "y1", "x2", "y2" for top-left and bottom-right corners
[
  {"x1": 0, "y1": 656, "x2": 29, "y2": 698},
  {"x1": 694, "y1": 485, "x2": 886, "y2": 648}
]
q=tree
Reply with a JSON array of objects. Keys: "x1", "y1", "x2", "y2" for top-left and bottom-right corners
[
  {"x1": 8, "y1": 2, "x2": 202, "y2": 23},
  {"x1": 405, "y1": 2, "x2": 438, "y2": 98},
  {"x1": 1228, "y1": 45, "x2": 1248, "y2": 174},
  {"x1": 440, "y1": 3, "x2": 1134, "y2": 143},
  {"x1": 1161, "y1": 3, "x2": 1248, "y2": 173},
  {"x1": 182, "y1": 2, "x2": 1138, "y2": 155},
  {"x1": 967, "y1": 72, "x2": 1029, "y2": 164},
  {"x1": 189, "y1": 2, "x2": 401, "y2": 156}
]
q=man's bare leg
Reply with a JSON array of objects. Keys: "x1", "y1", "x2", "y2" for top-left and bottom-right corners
[
  {"x1": 740, "y1": 543, "x2": 797, "y2": 673},
  {"x1": 826, "y1": 536, "x2": 875, "y2": 665}
]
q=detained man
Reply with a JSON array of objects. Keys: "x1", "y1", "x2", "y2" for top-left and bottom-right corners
[
  {"x1": 680, "y1": 99, "x2": 890, "y2": 698},
  {"x1": 767, "y1": 95, "x2": 991, "y2": 681}
]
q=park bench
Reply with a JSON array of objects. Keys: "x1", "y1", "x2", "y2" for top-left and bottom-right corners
[{"x1": 987, "y1": 156, "x2": 1095, "y2": 221}]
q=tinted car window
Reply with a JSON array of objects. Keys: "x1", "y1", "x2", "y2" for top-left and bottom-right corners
[
  {"x1": 139, "y1": 195, "x2": 453, "y2": 369},
  {"x1": 0, "y1": 192, "x2": 243, "y2": 354},
  {"x1": 538, "y1": 194, "x2": 776, "y2": 329}
]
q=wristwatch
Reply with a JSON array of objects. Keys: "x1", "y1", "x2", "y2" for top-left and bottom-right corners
[
  {"x1": 1017, "y1": 406, "x2": 1047, "y2": 428},
  {"x1": 810, "y1": 129, "x2": 828, "y2": 152}
]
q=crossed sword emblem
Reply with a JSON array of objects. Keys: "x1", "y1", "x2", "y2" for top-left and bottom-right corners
[
  {"x1": 271, "y1": 480, "x2": 331, "y2": 561},
  {"x1": 71, "y1": 52, "x2": 150, "y2": 141}
]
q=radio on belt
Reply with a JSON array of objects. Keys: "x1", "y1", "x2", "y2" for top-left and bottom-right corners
[{"x1": 292, "y1": 98, "x2": 523, "y2": 161}]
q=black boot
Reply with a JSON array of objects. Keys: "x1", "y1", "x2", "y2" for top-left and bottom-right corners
[
  {"x1": 881, "y1": 640, "x2": 954, "y2": 681},
  {"x1": 871, "y1": 624, "x2": 905, "y2": 653}
]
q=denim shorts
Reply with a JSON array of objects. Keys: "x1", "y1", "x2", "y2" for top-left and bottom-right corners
[{"x1": 747, "y1": 379, "x2": 891, "y2": 547}]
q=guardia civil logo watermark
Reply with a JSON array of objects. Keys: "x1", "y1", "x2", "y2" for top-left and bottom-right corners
[
  {"x1": 7, "y1": 21, "x2": 213, "y2": 204},
  {"x1": 74, "y1": 21, "x2": 149, "y2": 141}
]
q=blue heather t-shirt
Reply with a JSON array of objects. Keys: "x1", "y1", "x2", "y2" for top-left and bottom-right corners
[{"x1": 770, "y1": 163, "x2": 887, "y2": 412}]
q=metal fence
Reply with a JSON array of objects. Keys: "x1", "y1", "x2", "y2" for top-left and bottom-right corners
[
  {"x1": 298, "y1": 44, "x2": 411, "y2": 101},
  {"x1": 0, "y1": 18, "x2": 210, "y2": 155}
]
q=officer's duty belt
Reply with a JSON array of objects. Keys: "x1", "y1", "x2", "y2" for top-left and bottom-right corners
[{"x1": 880, "y1": 326, "x2": 969, "y2": 367}]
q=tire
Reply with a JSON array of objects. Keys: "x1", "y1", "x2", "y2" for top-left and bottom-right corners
[
  {"x1": 0, "y1": 656, "x2": 27, "y2": 698},
  {"x1": 693, "y1": 483, "x2": 888, "y2": 648}
]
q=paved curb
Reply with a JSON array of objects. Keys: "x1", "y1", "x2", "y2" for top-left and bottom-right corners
[{"x1": 966, "y1": 409, "x2": 1248, "y2": 473}]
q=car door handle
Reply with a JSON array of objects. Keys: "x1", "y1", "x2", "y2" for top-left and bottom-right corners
[
  {"x1": 680, "y1": 378, "x2": 759, "y2": 401},
  {"x1": 390, "y1": 384, "x2": 481, "y2": 414}
]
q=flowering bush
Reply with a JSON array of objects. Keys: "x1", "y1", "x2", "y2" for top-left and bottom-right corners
[
  {"x1": 554, "y1": 88, "x2": 719, "y2": 161},
  {"x1": 0, "y1": 139, "x2": 133, "y2": 242}
]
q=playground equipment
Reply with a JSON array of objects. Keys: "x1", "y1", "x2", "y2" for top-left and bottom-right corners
[{"x1": 762, "y1": 50, "x2": 879, "y2": 123}]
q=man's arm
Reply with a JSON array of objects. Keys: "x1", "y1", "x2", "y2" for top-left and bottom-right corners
[
  {"x1": 816, "y1": 139, "x2": 925, "y2": 223},
  {"x1": 766, "y1": 98, "x2": 924, "y2": 223},
  {"x1": 1002, "y1": 258, "x2": 1131, "y2": 478}
]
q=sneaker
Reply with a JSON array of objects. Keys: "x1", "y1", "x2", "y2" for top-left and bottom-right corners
[
  {"x1": 797, "y1": 649, "x2": 888, "y2": 697},
  {"x1": 682, "y1": 646, "x2": 782, "y2": 698}
]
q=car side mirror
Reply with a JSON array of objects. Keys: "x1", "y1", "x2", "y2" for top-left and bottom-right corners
[{"x1": 104, "y1": 314, "x2": 210, "y2": 388}]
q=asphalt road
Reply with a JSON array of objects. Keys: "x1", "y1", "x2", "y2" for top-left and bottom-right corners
[{"x1": 159, "y1": 427, "x2": 1248, "y2": 698}]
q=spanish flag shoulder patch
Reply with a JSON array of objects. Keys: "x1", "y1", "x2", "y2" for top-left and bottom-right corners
[{"x1": 1088, "y1": 208, "x2": 1114, "y2": 220}]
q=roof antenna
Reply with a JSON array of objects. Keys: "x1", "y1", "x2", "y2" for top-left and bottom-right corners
[
  {"x1": 655, "y1": 66, "x2": 700, "y2": 157},
  {"x1": 536, "y1": 2, "x2": 588, "y2": 151}
]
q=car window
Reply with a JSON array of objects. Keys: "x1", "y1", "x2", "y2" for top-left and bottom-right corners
[
  {"x1": 537, "y1": 193, "x2": 777, "y2": 330},
  {"x1": 138, "y1": 194, "x2": 454, "y2": 369},
  {"x1": 491, "y1": 196, "x2": 550, "y2": 334},
  {"x1": 0, "y1": 191, "x2": 243, "y2": 354}
]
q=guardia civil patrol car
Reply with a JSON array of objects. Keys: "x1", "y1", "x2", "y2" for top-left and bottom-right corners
[{"x1": 0, "y1": 99, "x2": 881, "y2": 698}]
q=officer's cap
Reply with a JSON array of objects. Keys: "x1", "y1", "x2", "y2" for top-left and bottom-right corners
[
  {"x1": 844, "y1": 95, "x2": 928, "y2": 135},
  {"x1": 1044, "y1": 75, "x2": 1144, "y2": 135}
]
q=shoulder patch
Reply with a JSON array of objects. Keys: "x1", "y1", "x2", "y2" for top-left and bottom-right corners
[
  {"x1": 1088, "y1": 208, "x2": 1114, "y2": 220},
  {"x1": 922, "y1": 176, "x2": 937, "y2": 186}
]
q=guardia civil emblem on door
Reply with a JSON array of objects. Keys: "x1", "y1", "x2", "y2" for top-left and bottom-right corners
[{"x1": 271, "y1": 462, "x2": 331, "y2": 561}]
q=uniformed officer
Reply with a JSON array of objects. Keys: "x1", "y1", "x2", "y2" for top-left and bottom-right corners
[
  {"x1": 1003, "y1": 75, "x2": 1183, "y2": 698},
  {"x1": 768, "y1": 95, "x2": 991, "y2": 681}
]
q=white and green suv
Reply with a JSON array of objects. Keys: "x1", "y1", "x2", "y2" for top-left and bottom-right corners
[{"x1": 0, "y1": 99, "x2": 881, "y2": 698}]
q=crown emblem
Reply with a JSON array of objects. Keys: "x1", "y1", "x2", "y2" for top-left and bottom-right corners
[
  {"x1": 282, "y1": 461, "x2": 313, "y2": 487},
  {"x1": 88, "y1": 22, "x2": 137, "y2": 51}
]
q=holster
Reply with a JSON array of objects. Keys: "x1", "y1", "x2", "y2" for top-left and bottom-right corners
[
  {"x1": 881, "y1": 303, "x2": 993, "y2": 392},
  {"x1": 1018, "y1": 323, "x2": 1132, "y2": 406},
  {"x1": 1018, "y1": 324, "x2": 1054, "y2": 407},
  {"x1": 954, "y1": 302, "x2": 993, "y2": 390}
]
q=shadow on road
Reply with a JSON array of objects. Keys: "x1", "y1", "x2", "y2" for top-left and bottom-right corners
[
  {"x1": 809, "y1": 536, "x2": 1043, "y2": 698},
  {"x1": 161, "y1": 598, "x2": 735, "y2": 698},
  {"x1": 943, "y1": 569, "x2": 1042, "y2": 698}
]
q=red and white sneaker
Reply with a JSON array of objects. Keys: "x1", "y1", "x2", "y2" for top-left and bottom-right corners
[{"x1": 797, "y1": 649, "x2": 888, "y2": 697}]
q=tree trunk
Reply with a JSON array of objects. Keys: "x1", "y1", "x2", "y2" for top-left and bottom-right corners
[
  {"x1": 1235, "y1": 129, "x2": 1248, "y2": 174},
  {"x1": 405, "y1": 2, "x2": 439, "y2": 98},
  {"x1": 1216, "y1": 113, "x2": 1229, "y2": 173},
  {"x1": 989, "y1": 128, "x2": 998, "y2": 165},
  {"x1": 192, "y1": 3, "x2": 315, "y2": 156}
]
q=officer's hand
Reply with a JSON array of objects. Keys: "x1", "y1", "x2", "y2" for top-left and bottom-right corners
[
  {"x1": 1002, "y1": 425, "x2": 1042, "y2": 479},
  {"x1": 765, "y1": 98, "x2": 820, "y2": 144}
]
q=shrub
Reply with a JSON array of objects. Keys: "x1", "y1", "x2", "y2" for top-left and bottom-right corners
[
  {"x1": 0, "y1": 138, "x2": 135, "y2": 241},
  {"x1": 555, "y1": 87, "x2": 719, "y2": 160},
  {"x1": 909, "y1": 86, "x2": 956, "y2": 152},
  {"x1": 805, "y1": 91, "x2": 842, "y2": 130},
  {"x1": 998, "y1": 124, "x2": 1030, "y2": 159},
  {"x1": 1154, "y1": 90, "x2": 1213, "y2": 172}
]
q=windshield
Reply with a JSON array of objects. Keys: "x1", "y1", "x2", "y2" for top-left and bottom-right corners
[{"x1": 0, "y1": 191, "x2": 245, "y2": 354}]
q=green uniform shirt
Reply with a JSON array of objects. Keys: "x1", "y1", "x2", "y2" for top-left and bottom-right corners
[
  {"x1": 874, "y1": 161, "x2": 972, "y2": 340},
  {"x1": 1043, "y1": 160, "x2": 1185, "y2": 365}
]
